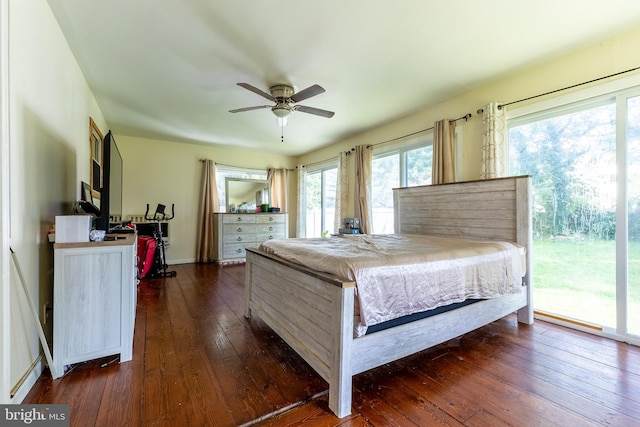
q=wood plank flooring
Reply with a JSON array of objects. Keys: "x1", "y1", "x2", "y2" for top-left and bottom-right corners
[{"x1": 23, "y1": 262, "x2": 640, "y2": 426}]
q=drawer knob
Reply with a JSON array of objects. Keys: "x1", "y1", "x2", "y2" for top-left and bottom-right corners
[
  {"x1": 269, "y1": 226, "x2": 273, "y2": 231},
  {"x1": 236, "y1": 248, "x2": 242, "y2": 253},
  {"x1": 237, "y1": 217, "x2": 243, "y2": 222},
  {"x1": 269, "y1": 217, "x2": 274, "y2": 221},
  {"x1": 268, "y1": 235, "x2": 273, "y2": 240},
  {"x1": 237, "y1": 227, "x2": 242, "y2": 232},
  {"x1": 237, "y1": 237, "x2": 242, "y2": 241}
]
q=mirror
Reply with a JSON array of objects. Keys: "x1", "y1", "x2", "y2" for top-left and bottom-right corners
[{"x1": 225, "y1": 178, "x2": 270, "y2": 213}]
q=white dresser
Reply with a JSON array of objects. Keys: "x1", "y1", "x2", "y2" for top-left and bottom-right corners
[
  {"x1": 52, "y1": 234, "x2": 137, "y2": 378},
  {"x1": 213, "y1": 213, "x2": 288, "y2": 263}
]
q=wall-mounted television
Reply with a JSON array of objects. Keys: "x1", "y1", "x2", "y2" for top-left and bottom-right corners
[{"x1": 95, "y1": 130, "x2": 123, "y2": 232}]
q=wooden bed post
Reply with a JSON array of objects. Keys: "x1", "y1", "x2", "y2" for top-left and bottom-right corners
[
  {"x1": 329, "y1": 286, "x2": 355, "y2": 418},
  {"x1": 328, "y1": 286, "x2": 354, "y2": 418},
  {"x1": 244, "y1": 251, "x2": 253, "y2": 319}
]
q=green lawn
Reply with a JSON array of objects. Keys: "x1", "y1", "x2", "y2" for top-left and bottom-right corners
[{"x1": 532, "y1": 239, "x2": 640, "y2": 334}]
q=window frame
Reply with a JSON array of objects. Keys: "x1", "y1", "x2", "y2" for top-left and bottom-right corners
[
  {"x1": 304, "y1": 160, "x2": 338, "y2": 237},
  {"x1": 373, "y1": 138, "x2": 433, "y2": 176},
  {"x1": 371, "y1": 136, "x2": 434, "y2": 233}
]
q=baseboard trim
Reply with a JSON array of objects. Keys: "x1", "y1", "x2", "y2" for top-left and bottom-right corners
[{"x1": 10, "y1": 353, "x2": 43, "y2": 403}]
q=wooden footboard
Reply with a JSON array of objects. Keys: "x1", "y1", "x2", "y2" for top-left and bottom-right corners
[
  {"x1": 245, "y1": 248, "x2": 531, "y2": 418},
  {"x1": 245, "y1": 249, "x2": 356, "y2": 417}
]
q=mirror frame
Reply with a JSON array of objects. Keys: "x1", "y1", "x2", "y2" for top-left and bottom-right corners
[
  {"x1": 89, "y1": 117, "x2": 103, "y2": 200},
  {"x1": 225, "y1": 178, "x2": 271, "y2": 213}
]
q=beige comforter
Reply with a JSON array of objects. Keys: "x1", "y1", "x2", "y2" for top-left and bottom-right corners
[{"x1": 259, "y1": 234, "x2": 525, "y2": 336}]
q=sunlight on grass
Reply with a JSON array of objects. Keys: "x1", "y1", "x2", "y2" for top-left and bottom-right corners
[{"x1": 533, "y1": 239, "x2": 640, "y2": 332}]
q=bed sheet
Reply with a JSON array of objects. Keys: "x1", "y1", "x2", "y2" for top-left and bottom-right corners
[{"x1": 258, "y1": 234, "x2": 525, "y2": 336}]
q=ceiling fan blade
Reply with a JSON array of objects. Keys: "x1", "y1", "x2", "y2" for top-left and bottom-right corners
[
  {"x1": 237, "y1": 83, "x2": 274, "y2": 101},
  {"x1": 290, "y1": 84, "x2": 325, "y2": 103},
  {"x1": 229, "y1": 105, "x2": 272, "y2": 113},
  {"x1": 295, "y1": 105, "x2": 335, "y2": 118}
]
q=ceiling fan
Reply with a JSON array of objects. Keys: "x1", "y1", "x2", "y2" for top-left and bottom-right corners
[{"x1": 229, "y1": 82, "x2": 335, "y2": 125}]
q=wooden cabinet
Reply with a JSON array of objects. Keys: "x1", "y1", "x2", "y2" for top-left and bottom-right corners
[
  {"x1": 213, "y1": 213, "x2": 288, "y2": 263},
  {"x1": 52, "y1": 234, "x2": 137, "y2": 378}
]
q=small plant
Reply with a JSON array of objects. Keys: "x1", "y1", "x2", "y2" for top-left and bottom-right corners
[{"x1": 321, "y1": 230, "x2": 329, "y2": 238}]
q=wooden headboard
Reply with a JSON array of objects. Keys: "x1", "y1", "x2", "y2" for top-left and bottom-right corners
[{"x1": 393, "y1": 176, "x2": 532, "y2": 248}]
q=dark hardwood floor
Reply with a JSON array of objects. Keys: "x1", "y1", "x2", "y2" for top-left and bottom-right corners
[{"x1": 24, "y1": 263, "x2": 640, "y2": 426}]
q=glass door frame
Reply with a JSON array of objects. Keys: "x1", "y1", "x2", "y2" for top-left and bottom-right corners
[
  {"x1": 507, "y1": 78, "x2": 640, "y2": 346},
  {"x1": 616, "y1": 88, "x2": 640, "y2": 341}
]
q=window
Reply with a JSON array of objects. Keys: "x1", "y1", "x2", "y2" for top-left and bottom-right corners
[
  {"x1": 508, "y1": 85, "x2": 640, "y2": 344},
  {"x1": 216, "y1": 166, "x2": 267, "y2": 212},
  {"x1": 304, "y1": 164, "x2": 337, "y2": 237},
  {"x1": 371, "y1": 143, "x2": 433, "y2": 233}
]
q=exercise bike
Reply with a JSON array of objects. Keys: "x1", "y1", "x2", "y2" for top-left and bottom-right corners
[{"x1": 144, "y1": 203, "x2": 177, "y2": 278}]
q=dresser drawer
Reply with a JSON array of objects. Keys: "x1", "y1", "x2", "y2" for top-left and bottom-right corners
[
  {"x1": 254, "y1": 223, "x2": 285, "y2": 234},
  {"x1": 223, "y1": 242, "x2": 258, "y2": 259},
  {"x1": 256, "y1": 233, "x2": 284, "y2": 243},
  {"x1": 255, "y1": 214, "x2": 285, "y2": 224},
  {"x1": 222, "y1": 214, "x2": 256, "y2": 224},
  {"x1": 222, "y1": 232, "x2": 258, "y2": 244},
  {"x1": 222, "y1": 224, "x2": 257, "y2": 235}
]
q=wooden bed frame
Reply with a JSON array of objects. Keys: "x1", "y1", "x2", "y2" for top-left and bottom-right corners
[{"x1": 244, "y1": 175, "x2": 532, "y2": 418}]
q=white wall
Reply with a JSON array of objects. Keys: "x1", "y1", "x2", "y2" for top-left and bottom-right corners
[
  {"x1": 4, "y1": 0, "x2": 108, "y2": 402},
  {"x1": 299, "y1": 26, "x2": 640, "y2": 184},
  {"x1": 116, "y1": 135, "x2": 296, "y2": 263}
]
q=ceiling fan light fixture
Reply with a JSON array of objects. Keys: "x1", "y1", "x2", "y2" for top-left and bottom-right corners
[{"x1": 271, "y1": 104, "x2": 292, "y2": 118}]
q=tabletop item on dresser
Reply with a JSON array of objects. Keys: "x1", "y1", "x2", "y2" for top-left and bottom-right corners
[{"x1": 89, "y1": 229, "x2": 106, "y2": 242}]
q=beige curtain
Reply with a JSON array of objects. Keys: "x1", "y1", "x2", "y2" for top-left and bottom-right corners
[
  {"x1": 480, "y1": 102, "x2": 507, "y2": 179},
  {"x1": 267, "y1": 168, "x2": 288, "y2": 212},
  {"x1": 334, "y1": 151, "x2": 349, "y2": 233},
  {"x1": 432, "y1": 119, "x2": 456, "y2": 184},
  {"x1": 196, "y1": 160, "x2": 219, "y2": 263},
  {"x1": 354, "y1": 145, "x2": 372, "y2": 234},
  {"x1": 296, "y1": 165, "x2": 306, "y2": 237}
]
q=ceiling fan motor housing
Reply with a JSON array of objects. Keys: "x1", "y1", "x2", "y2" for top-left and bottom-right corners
[{"x1": 270, "y1": 85, "x2": 295, "y2": 101}]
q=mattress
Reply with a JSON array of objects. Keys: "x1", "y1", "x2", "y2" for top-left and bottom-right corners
[{"x1": 258, "y1": 234, "x2": 525, "y2": 336}]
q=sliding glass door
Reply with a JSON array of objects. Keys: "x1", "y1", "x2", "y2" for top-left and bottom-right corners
[
  {"x1": 625, "y1": 94, "x2": 640, "y2": 336},
  {"x1": 509, "y1": 89, "x2": 640, "y2": 342},
  {"x1": 304, "y1": 166, "x2": 337, "y2": 237}
]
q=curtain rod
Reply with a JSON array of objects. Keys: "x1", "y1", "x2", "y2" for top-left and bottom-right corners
[
  {"x1": 300, "y1": 112, "x2": 472, "y2": 168},
  {"x1": 478, "y1": 65, "x2": 640, "y2": 112},
  {"x1": 299, "y1": 155, "x2": 341, "y2": 169},
  {"x1": 199, "y1": 159, "x2": 237, "y2": 168},
  {"x1": 199, "y1": 159, "x2": 293, "y2": 171},
  {"x1": 359, "y1": 112, "x2": 472, "y2": 150}
]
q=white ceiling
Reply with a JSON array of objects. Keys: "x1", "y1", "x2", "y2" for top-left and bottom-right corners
[{"x1": 48, "y1": 0, "x2": 640, "y2": 156}]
